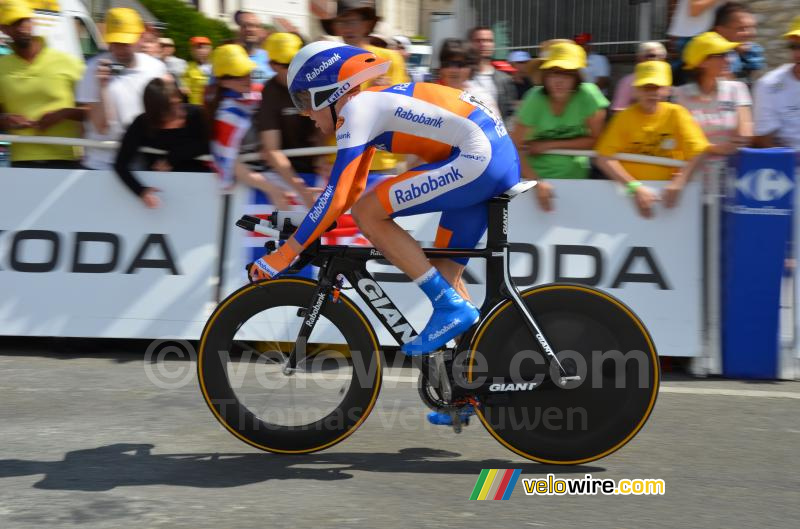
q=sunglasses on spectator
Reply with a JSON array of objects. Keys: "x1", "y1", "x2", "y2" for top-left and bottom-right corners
[
  {"x1": 643, "y1": 53, "x2": 659, "y2": 60},
  {"x1": 333, "y1": 17, "x2": 366, "y2": 27},
  {"x1": 441, "y1": 61, "x2": 469, "y2": 68},
  {"x1": 706, "y1": 53, "x2": 728, "y2": 59},
  {"x1": 788, "y1": 43, "x2": 800, "y2": 51}
]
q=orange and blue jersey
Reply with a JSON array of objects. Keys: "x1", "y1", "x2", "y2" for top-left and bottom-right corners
[{"x1": 290, "y1": 82, "x2": 520, "y2": 263}]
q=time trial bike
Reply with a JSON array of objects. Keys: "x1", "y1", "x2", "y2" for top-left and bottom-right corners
[{"x1": 198, "y1": 181, "x2": 660, "y2": 464}]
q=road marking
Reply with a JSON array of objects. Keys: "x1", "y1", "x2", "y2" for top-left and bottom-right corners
[{"x1": 379, "y1": 373, "x2": 800, "y2": 399}]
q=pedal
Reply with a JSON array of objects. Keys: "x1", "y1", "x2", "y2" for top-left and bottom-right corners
[
  {"x1": 449, "y1": 410, "x2": 464, "y2": 434},
  {"x1": 559, "y1": 375, "x2": 582, "y2": 386}
]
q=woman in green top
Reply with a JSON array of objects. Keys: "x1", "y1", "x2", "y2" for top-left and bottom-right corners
[{"x1": 510, "y1": 41, "x2": 609, "y2": 211}]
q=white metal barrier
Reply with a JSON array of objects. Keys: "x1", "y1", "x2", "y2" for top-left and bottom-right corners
[{"x1": 0, "y1": 134, "x2": 687, "y2": 167}]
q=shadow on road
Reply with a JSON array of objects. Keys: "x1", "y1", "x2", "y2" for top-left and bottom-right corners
[{"x1": 0, "y1": 443, "x2": 603, "y2": 491}]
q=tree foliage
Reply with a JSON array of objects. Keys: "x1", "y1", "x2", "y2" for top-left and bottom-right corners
[{"x1": 139, "y1": 0, "x2": 235, "y2": 59}]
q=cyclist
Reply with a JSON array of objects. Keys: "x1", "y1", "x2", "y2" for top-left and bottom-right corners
[{"x1": 248, "y1": 41, "x2": 520, "y2": 367}]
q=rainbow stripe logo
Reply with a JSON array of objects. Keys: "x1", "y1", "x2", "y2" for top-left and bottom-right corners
[{"x1": 469, "y1": 469, "x2": 522, "y2": 500}]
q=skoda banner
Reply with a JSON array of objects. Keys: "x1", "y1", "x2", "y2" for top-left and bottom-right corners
[{"x1": 0, "y1": 169, "x2": 221, "y2": 339}]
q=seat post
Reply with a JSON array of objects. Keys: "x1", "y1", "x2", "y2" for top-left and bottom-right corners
[{"x1": 486, "y1": 197, "x2": 510, "y2": 248}]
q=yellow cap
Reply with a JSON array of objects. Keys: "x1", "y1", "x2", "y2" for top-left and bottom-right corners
[
  {"x1": 265, "y1": 32, "x2": 303, "y2": 64},
  {"x1": 633, "y1": 60, "x2": 672, "y2": 87},
  {"x1": 0, "y1": 0, "x2": 34, "y2": 26},
  {"x1": 212, "y1": 44, "x2": 256, "y2": 78},
  {"x1": 784, "y1": 15, "x2": 800, "y2": 39},
  {"x1": 539, "y1": 41, "x2": 587, "y2": 71},
  {"x1": 104, "y1": 8, "x2": 144, "y2": 44},
  {"x1": 682, "y1": 32, "x2": 739, "y2": 69}
]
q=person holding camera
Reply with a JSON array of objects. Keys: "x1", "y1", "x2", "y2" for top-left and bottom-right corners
[{"x1": 76, "y1": 8, "x2": 166, "y2": 170}]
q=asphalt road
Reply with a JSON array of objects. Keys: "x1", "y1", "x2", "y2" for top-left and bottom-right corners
[{"x1": 0, "y1": 339, "x2": 798, "y2": 529}]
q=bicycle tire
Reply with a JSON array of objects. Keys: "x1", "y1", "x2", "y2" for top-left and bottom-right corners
[
  {"x1": 198, "y1": 278, "x2": 382, "y2": 454},
  {"x1": 466, "y1": 283, "x2": 660, "y2": 464}
]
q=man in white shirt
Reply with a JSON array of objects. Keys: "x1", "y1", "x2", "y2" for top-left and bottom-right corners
[
  {"x1": 667, "y1": 0, "x2": 723, "y2": 84},
  {"x1": 668, "y1": 0, "x2": 722, "y2": 40},
  {"x1": 754, "y1": 16, "x2": 800, "y2": 150},
  {"x1": 159, "y1": 37, "x2": 187, "y2": 80},
  {"x1": 76, "y1": 8, "x2": 166, "y2": 170},
  {"x1": 575, "y1": 33, "x2": 610, "y2": 94},
  {"x1": 468, "y1": 26, "x2": 516, "y2": 123}
]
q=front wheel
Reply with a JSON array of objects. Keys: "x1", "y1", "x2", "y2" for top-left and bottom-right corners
[
  {"x1": 198, "y1": 278, "x2": 383, "y2": 454},
  {"x1": 466, "y1": 283, "x2": 660, "y2": 464}
]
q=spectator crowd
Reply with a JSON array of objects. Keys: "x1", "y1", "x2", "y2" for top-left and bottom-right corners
[{"x1": 0, "y1": 0, "x2": 799, "y2": 219}]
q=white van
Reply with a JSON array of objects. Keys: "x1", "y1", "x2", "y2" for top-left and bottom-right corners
[
  {"x1": 0, "y1": 0, "x2": 105, "y2": 61},
  {"x1": 407, "y1": 44, "x2": 432, "y2": 83}
]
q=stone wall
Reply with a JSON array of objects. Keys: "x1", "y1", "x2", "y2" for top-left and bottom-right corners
[{"x1": 745, "y1": 0, "x2": 798, "y2": 71}]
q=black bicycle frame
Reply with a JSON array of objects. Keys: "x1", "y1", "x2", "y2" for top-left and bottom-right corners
[{"x1": 282, "y1": 195, "x2": 568, "y2": 379}]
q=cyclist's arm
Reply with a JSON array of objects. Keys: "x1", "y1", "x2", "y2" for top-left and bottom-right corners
[
  {"x1": 265, "y1": 143, "x2": 376, "y2": 270},
  {"x1": 256, "y1": 93, "x2": 380, "y2": 274}
]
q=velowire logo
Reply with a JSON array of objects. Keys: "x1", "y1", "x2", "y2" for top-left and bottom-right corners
[{"x1": 469, "y1": 469, "x2": 522, "y2": 500}]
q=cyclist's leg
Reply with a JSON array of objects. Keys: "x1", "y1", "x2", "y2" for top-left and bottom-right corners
[
  {"x1": 352, "y1": 152, "x2": 507, "y2": 354},
  {"x1": 351, "y1": 197, "x2": 477, "y2": 299},
  {"x1": 429, "y1": 202, "x2": 490, "y2": 301}
]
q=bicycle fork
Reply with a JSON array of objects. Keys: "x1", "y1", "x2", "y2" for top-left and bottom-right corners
[{"x1": 282, "y1": 275, "x2": 337, "y2": 375}]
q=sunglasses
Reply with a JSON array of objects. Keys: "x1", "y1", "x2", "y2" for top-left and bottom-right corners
[
  {"x1": 441, "y1": 61, "x2": 469, "y2": 69},
  {"x1": 788, "y1": 42, "x2": 800, "y2": 51}
]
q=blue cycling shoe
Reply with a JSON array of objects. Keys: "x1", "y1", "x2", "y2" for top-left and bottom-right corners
[
  {"x1": 427, "y1": 406, "x2": 475, "y2": 426},
  {"x1": 401, "y1": 301, "x2": 479, "y2": 356}
]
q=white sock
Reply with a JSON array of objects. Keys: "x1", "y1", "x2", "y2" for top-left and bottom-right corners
[{"x1": 414, "y1": 266, "x2": 437, "y2": 286}]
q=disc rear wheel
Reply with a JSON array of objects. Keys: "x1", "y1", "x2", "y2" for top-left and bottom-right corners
[{"x1": 467, "y1": 284, "x2": 660, "y2": 464}]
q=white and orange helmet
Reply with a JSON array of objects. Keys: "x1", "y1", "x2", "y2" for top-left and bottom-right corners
[{"x1": 287, "y1": 41, "x2": 390, "y2": 112}]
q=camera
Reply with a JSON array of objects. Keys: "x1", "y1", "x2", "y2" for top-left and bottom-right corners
[{"x1": 109, "y1": 62, "x2": 126, "y2": 76}]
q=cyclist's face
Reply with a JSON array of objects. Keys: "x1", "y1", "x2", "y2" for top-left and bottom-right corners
[{"x1": 307, "y1": 105, "x2": 335, "y2": 134}]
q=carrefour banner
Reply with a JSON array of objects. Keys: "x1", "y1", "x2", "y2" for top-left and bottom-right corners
[
  {"x1": 225, "y1": 180, "x2": 703, "y2": 358},
  {"x1": 0, "y1": 169, "x2": 221, "y2": 339}
]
